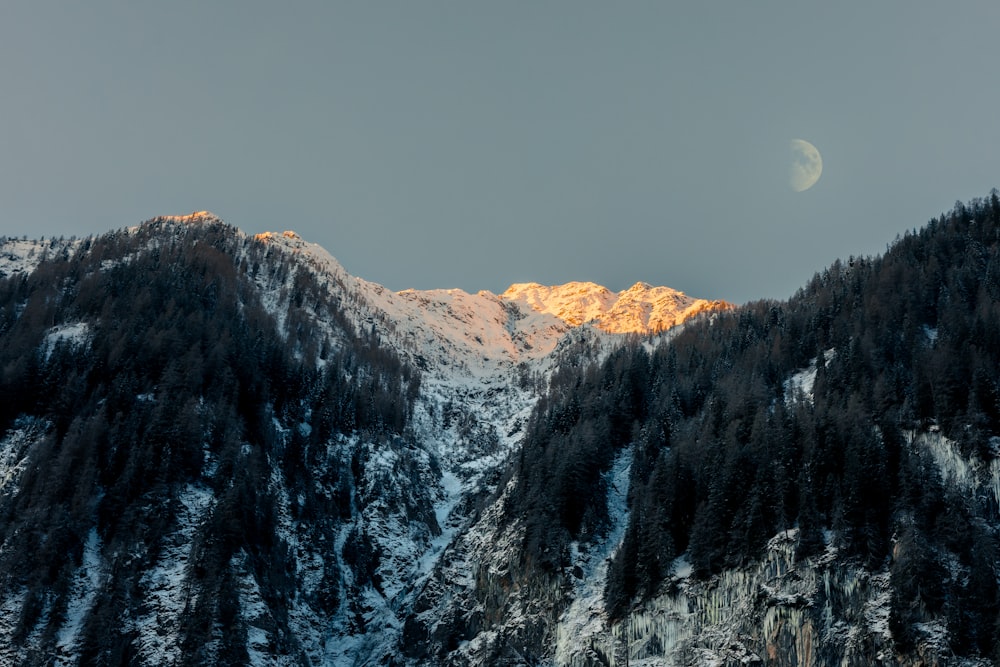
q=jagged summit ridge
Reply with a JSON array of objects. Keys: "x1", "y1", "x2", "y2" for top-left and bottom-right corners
[
  {"x1": 502, "y1": 279, "x2": 732, "y2": 334},
  {"x1": 150, "y1": 210, "x2": 221, "y2": 225},
  {"x1": 244, "y1": 226, "x2": 731, "y2": 376}
]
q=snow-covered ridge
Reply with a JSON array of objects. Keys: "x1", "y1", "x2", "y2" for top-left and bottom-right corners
[
  {"x1": 251, "y1": 227, "x2": 730, "y2": 379},
  {"x1": 151, "y1": 210, "x2": 221, "y2": 225},
  {"x1": 502, "y1": 281, "x2": 732, "y2": 334},
  {"x1": 252, "y1": 229, "x2": 558, "y2": 377},
  {"x1": 0, "y1": 236, "x2": 80, "y2": 278}
]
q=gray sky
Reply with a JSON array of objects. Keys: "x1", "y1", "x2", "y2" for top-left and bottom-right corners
[{"x1": 2, "y1": 2, "x2": 998, "y2": 303}]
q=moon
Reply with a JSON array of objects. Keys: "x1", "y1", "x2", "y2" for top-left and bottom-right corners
[{"x1": 790, "y1": 139, "x2": 822, "y2": 192}]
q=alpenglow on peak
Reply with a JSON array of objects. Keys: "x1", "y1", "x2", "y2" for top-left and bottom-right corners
[
  {"x1": 501, "y1": 280, "x2": 732, "y2": 335},
  {"x1": 158, "y1": 218, "x2": 730, "y2": 339},
  {"x1": 152, "y1": 211, "x2": 222, "y2": 225}
]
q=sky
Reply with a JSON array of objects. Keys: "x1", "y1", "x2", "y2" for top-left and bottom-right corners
[{"x1": 2, "y1": 2, "x2": 999, "y2": 304}]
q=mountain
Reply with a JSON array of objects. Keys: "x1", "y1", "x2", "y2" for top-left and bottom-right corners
[
  {"x1": 500, "y1": 281, "x2": 730, "y2": 334},
  {"x1": 2, "y1": 192, "x2": 1000, "y2": 666},
  {"x1": 0, "y1": 213, "x2": 725, "y2": 665}
]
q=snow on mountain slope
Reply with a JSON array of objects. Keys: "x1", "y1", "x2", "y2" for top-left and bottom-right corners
[
  {"x1": 0, "y1": 236, "x2": 80, "y2": 278},
  {"x1": 252, "y1": 228, "x2": 728, "y2": 374},
  {"x1": 129, "y1": 484, "x2": 215, "y2": 665},
  {"x1": 8, "y1": 207, "x2": 1000, "y2": 665},
  {"x1": 502, "y1": 282, "x2": 617, "y2": 327},
  {"x1": 555, "y1": 449, "x2": 632, "y2": 666},
  {"x1": 253, "y1": 229, "x2": 570, "y2": 377},
  {"x1": 0, "y1": 418, "x2": 46, "y2": 499},
  {"x1": 54, "y1": 529, "x2": 104, "y2": 664}
]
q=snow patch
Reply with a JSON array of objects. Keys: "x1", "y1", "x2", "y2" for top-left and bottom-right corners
[
  {"x1": 864, "y1": 570, "x2": 892, "y2": 643},
  {"x1": 923, "y1": 324, "x2": 939, "y2": 345},
  {"x1": 131, "y1": 484, "x2": 215, "y2": 664},
  {"x1": 417, "y1": 469, "x2": 463, "y2": 576},
  {"x1": 0, "y1": 417, "x2": 47, "y2": 498},
  {"x1": 0, "y1": 589, "x2": 30, "y2": 663},
  {"x1": 41, "y1": 322, "x2": 92, "y2": 360},
  {"x1": 554, "y1": 449, "x2": 632, "y2": 665},
  {"x1": 54, "y1": 528, "x2": 103, "y2": 663},
  {"x1": 783, "y1": 349, "x2": 835, "y2": 405},
  {"x1": 671, "y1": 554, "x2": 693, "y2": 580},
  {"x1": 232, "y1": 550, "x2": 300, "y2": 667},
  {"x1": 0, "y1": 236, "x2": 81, "y2": 278}
]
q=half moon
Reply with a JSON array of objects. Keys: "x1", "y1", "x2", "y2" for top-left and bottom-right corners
[{"x1": 790, "y1": 139, "x2": 822, "y2": 192}]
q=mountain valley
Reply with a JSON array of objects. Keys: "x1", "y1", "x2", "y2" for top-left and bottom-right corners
[{"x1": 2, "y1": 195, "x2": 1000, "y2": 665}]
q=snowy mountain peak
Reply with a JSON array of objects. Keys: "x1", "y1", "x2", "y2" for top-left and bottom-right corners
[
  {"x1": 501, "y1": 281, "x2": 616, "y2": 327},
  {"x1": 254, "y1": 230, "x2": 301, "y2": 243},
  {"x1": 152, "y1": 211, "x2": 221, "y2": 225},
  {"x1": 501, "y1": 279, "x2": 731, "y2": 334},
  {"x1": 251, "y1": 229, "x2": 351, "y2": 283},
  {"x1": 0, "y1": 236, "x2": 81, "y2": 279},
  {"x1": 237, "y1": 227, "x2": 732, "y2": 384}
]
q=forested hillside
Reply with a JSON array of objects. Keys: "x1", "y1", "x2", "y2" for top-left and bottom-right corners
[
  {"x1": 509, "y1": 192, "x2": 1000, "y2": 662},
  {"x1": 0, "y1": 218, "x2": 418, "y2": 664}
]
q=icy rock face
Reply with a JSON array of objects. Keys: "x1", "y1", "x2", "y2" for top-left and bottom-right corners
[
  {"x1": 457, "y1": 525, "x2": 948, "y2": 667},
  {"x1": 402, "y1": 504, "x2": 567, "y2": 665},
  {"x1": 534, "y1": 427, "x2": 1000, "y2": 667},
  {"x1": 582, "y1": 531, "x2": 898, "y2": 667},
  {"x1": 400, "y1": 425, "x2": 1000, "y2": 667}
]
